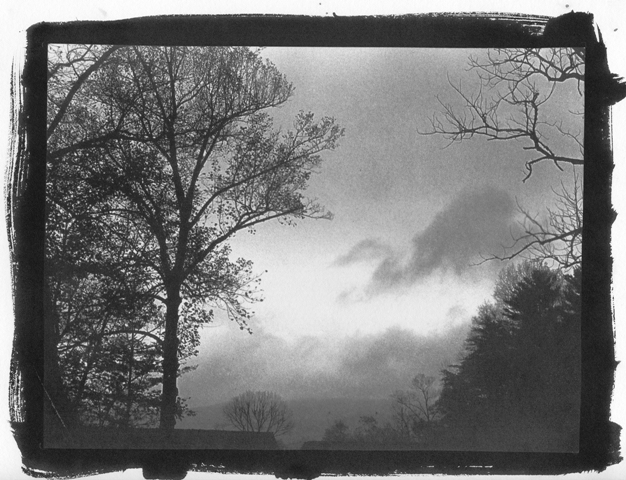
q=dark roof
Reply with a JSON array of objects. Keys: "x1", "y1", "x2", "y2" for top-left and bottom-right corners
[
  {"x1": 45, "y1": 426, "x2": 279, "y2": 450},
  {"x1": 301, "y1": 440, "x2": 428, "y2": 451}
]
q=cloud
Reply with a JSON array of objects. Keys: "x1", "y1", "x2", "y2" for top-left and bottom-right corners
[
  {"x1": 180, "y1": 322, "x2": 470, "y2": 406},
  {"x1": 336, "y1": 325, "x2": 468, "y2": 397},
  {"x1": 333, "y1": 238, "x2": 393, "y2": 266},
  {"x1": 366, "y1": 185, "x2": 516, "y2": 293}
]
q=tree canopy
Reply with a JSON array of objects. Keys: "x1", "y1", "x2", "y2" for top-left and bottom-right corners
[
  {"x1": 46, "y1": 44, "x2": 343, "y2": 428},
  {"x1": 436, "y1": 261, "x2": 581, "y2": 451}
]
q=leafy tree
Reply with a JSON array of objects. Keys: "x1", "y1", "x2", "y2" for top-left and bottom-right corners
[
  {"x1": 422, "y1": 48, "x2": 584, "y2": 269},
  {"x1": 46, "y1": 45, "x2": 343, "y2": 428},
  {"x1": 223, "y1": 390, "x2": 294, "y2": 436},
  {"x1": 44, "y1": 44, "x2": 126, "y2": 429},
  {"x1": 436, "y1": 261, "x2": 581, "y2": 451},
  {"x1": 46, "y1": 139, "x2": 198, "y2": 427}
]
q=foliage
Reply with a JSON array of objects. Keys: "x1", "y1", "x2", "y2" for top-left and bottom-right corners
[
  {"x1": 436, "y1": 261, "x2": 581, "y2": 451},
  {"x1": 223, "y1": 390, "x2": 294, "y2": 436},
  {"x1": 46, "y1": 44, "x2": 343, "y2": 428}
]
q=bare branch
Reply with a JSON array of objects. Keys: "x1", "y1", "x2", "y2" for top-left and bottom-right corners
[
  {"x1": 480, "y1": 171, "x2": 583, "y2": 270},
  {"x1": 223, "y1": 391, "x2": 294, "y2": 436},
  {"x1": 421, "y1": 48, "x2": 584, "y2": 178}
]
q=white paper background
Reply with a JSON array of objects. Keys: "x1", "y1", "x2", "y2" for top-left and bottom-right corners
[{"x1": 1, "y1": 2, "x2": 624, "y2": 479}]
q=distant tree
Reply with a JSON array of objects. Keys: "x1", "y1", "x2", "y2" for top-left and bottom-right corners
[
  {"x1": 391, "y1": 373, "x2": 441, "y2": 442},
  {"x1": 422, "y1": 48, "x2": 584, "y2": 269},
  {"x1": 352, "y1": 415, "x2": 404, "y2": 445},
  {"x1": 322, "y1": 416, "x2": 403, "y2": 445},
  {"x1": 46, "y1": 44, "x2": 343, "y2": 429},
  {"x1": 436, "y1": 261, "x2": 581, "y2": 451},
  {"x1": 322, "y1": 419, "x2": 350, "y2": 443},
  {"x1": 223, "y1": 391, "x2": 294, "y2": 436}
]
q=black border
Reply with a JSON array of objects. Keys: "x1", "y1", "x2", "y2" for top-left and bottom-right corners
[{"x1": 9, "y1": 12, "x2": 625, "y2": 478}]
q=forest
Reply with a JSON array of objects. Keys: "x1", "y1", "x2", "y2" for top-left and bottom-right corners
[{"x1": 316, "y1": 261, "x2": 580, "y2": 452}]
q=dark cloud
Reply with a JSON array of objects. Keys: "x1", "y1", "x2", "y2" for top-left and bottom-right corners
[
  {"x1": 333, "y1": 238, "x2": 393, "y2": 266},
  {"x1": 368, "y1": 185, "x2": 517, "y2": 293}
]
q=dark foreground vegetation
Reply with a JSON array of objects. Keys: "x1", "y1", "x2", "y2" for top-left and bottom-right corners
[{"x1": 314, "y1": 261, "x2": 580, "y2": 452}]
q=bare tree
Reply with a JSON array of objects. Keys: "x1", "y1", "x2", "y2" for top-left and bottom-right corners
[
  {"x1": 421, "y1": 48, "x2": 584, "y2": 269},
  {"x1": 391, "y1": 373, "x2": 440, "y2": 440},
  {"x1": 423, "y1": 48, "x2": 583, "y2": 180},
  {"x1": 223, "y1": 391, "x2": 294, "y2": 436},
  {"x1": 484, "y1": 171, "x2": 582, "y2": 269}
]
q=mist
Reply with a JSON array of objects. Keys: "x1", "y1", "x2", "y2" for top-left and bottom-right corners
[{"x1": 180, "y1": 321, "x2": 470, "y2": 407}]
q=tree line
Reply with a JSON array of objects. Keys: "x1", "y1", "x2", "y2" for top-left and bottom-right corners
[
  {"x1": 322, "y1": 260, "x2": 581, "y2": 451},
  {"x1": 321, "y1": 47, "x2": 584, "y2": 451},
  {"x1": 219, "y1": 261, "x2": 581, "y2": 451}
]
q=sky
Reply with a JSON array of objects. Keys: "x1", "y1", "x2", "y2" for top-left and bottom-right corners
[
  {"x1": 179, "y1": 47, "x2": 584, "y2": 406},
  {"x1": 3, "y1": 2, "x2": 626, "y2": 479}
]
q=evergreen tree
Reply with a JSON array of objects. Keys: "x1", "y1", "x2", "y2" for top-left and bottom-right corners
[{"x1": 437, "y1": 261, "x2": 581, "y2": 451}]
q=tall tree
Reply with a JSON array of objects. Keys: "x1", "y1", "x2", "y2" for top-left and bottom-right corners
[
  {"x1": 45, "y1": 44, "x2": 126, "y2": 429},
  {"x1": 436, "y1": 261, "x2": 581, "y2": 451},
  {"x1": 46, "y1": 141, "x2": 200, "y2": 426},
  {"x1": 46, "y1": 45, "x2": 344, "y2": 429}
]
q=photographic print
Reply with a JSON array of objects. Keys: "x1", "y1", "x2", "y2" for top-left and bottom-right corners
[
  {"x1": 9, "y1": 11, "x2": 623, "y2": 478},
  {"x1": 44, "y1": 44, "x2": 583, "y2": 452}
]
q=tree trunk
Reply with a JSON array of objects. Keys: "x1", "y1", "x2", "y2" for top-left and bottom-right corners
[
  {"x1": 43, "y1": 282, "x2": 79, "y2": 430},
  {"x1": 124, "y1": 334, "x2": 136, "y2": 427},
  {"x1": 160, "y1": 289, "x2": 181, "y2": 429}
]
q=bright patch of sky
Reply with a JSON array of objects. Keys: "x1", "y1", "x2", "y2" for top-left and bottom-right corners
[{"x1": 197, "y1": 47, "x2": 582, "y2": 342}]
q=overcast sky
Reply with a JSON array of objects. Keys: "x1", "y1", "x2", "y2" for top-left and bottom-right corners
[{"x1": 178, "y1": 47, "x2": 584, "y2": 407}]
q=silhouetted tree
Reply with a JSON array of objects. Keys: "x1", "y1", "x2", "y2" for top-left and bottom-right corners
[
  {"x1": 223, "y1": 390, "x2": 294, "y2": 436},
  {"x1": 436, "y1": 261, "x2": 581, "y2": 451},
  {"x1": 43, "y1": 44, "x2": 125, "y2": 429},
  {"x1": 391, "y1": 373, "x2": 440, "y2": 442},
  {"x1": 352, "y1": 415, "x2": 404, "y2": 445},
  {"x1": 47, "y1": 45, "x2": 343, "y2": 429},
  {"x1": 422, "y1": 48, "x2": 583, "y2": 269},
  {"x1": 46, "y1": 141, "x2": 198, "y2": 427}
]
